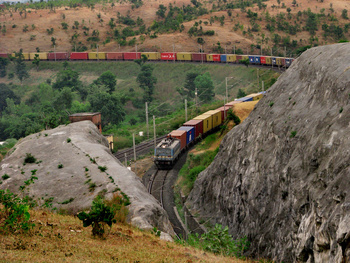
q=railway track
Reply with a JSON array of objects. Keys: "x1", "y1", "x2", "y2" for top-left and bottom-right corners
[
  {"x1": 114, "y1": 135, "x2": 167, "y2": 163},
  {"x1": 148, "y1": 169, "x2": 186, "y2": 239}
]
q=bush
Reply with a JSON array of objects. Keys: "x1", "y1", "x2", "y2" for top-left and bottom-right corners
[
  {"x1": 2, "y1": 174, "x2": 10, "y2": 180},
  {"x1": 0, "y1": 189, "x2": 35, "y2": 234},
  {"x1": 98, "y1": 166, "x2": 107, "y2": 172},
  {"x1": 24, "y1": 153, "x2": 36, "y2": 164},
  {"x1": 78, "y1": 193, "x2": 130, "y2": 238}
]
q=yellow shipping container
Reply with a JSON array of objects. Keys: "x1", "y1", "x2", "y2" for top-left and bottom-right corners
[
  {"x1": 247, "y1": 93, "x2": 263, "y2": 101},
  {"x1": 206, "y1": 54, "x2": 213, "y2": 62},
  {"x1": 194, "y1": 114, "x2": 213, "y2": 134},
  {"x1": 29, "y1": 52, "x2": 48, "y2": 60},
  {"x1": 88, "y1": 52, "x2": 106, "y2": 60},
  {"x1": 276, "y1": 57, "x2": 283, "y2": 65},
  {"x1": 141, "y1": 52, "x2": 160, "y2": 60},
  {"x1": 226, "y1": 54, "x2": 236, "y2": 63},
  {"x1": 13, "y1": 53, "x2": 30, "y2": 60},
  {"x1": 176, "y1": 52, "x2": 192, "y2": 61},
  {"x1": 241, "y1": 55, "x2": 248, "y2": 60},
  {"x1": 203, "y1": 110, "x2": 222, "y2": 128},
  {"x1": 265, "y1": 56, "x2": 272, "y2": 65}
]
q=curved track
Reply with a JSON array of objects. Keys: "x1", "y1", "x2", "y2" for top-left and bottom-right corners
[{"x1": 148, "y1": 168, "x2": 187, "y2": 239}]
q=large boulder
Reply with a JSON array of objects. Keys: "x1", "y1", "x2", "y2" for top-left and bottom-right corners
[
  {"x1": 186, "y1": 43, "x2": 350, "y2": 262},
  {"x1": 0, "y1": 121, "x2": 175, "y2": 236}
]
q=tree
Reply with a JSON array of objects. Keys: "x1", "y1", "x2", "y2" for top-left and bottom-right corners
[
  {"x1": 14, "y1": 49, "x2": 29, "y2": 84},
  {"x1": 89, "y1": 92, "x2": 126, "y2": 126},
  {"x1": 156, "y1": 4, "x2": 167, "y2": 19},
  {"x1": 177, "y1": 72, "x2": 199, "y2": 99},
  {"x1": 134, "y1": 58, "x2": 157, "y2": 103},
  {"x1": 32, "y1": 54, "x2": 40, "y2": 71},
  {"x1": 194, "y1": 72, "x2": 215, "y2": 102},
  {"x1": 0, "y1": 83, "x2": 20, "y2": 112},
  {"x1": 53, "y1": 68, "x2": 81, "y2": 91},
  {"x1": 342, "y1": 9, "x2": 348, "y2": 19},
  {"x1": 237, "y1": 88, "x2": 246, "y2": 98},
  {"x1": 93, "y1": 71, "x2": 117, "y2": 94},
  {"x1": 0, "y1": 57, "x2": 9, "y2": 77}
]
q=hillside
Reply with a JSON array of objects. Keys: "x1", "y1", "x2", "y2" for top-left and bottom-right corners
[
  {"x1": 186, "y1": 43, "x2": 350, "y2": 262},
  {"x1": 0, "y1": 0, "x2": 349, "y2": 56}
]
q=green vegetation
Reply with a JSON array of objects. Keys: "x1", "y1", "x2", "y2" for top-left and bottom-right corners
[
  {"x1": 177, "y1": 224, "x2": 249, "y2": 258},
  {"x1": 78, "y1": 193, "x2": 130, "y2": 238},
  {"x1": 0, "y1": 189, "x2": 35, "y2": 234},
  {"x1": 24, "y1": 153, "x2": 36, "y2": 164},
  {"x1": 290, "y1": 130, "x2": 297, "y2": 138},
  {"x1": 2, "y1": 174, "x2": 10, "y2": 180},
  {"x1": 98, "y1": 165, "x2": 107, "y2": 172}
]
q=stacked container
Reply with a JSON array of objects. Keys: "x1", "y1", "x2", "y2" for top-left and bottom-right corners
[
  {"x1": 168, "y1": 130, "x2": 187, "y2": 150},
  {"x1": 194, "y1": 114, "x2": 213, "y2": 134},
  {"x1": 70, "y1": 52, "x2": 88, "y2": 60},
  {"x1": 124, "y1": 52, "x2": 141, "y2": 60},
  {"x1": 216, "y1": 106, "x2": 230, "y2": 122},
  {"x1": 177, "y1": 126, "x2": 195, "y2": 145},
  {"x1": 203, "y1": 110, "x2": 222, "y2": 128},
  {"x1": 183, "y1": 119, "x2": 203, "y2": 139}
]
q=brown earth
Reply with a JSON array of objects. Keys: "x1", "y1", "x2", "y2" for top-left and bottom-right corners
[{"x1": 0, "y1": 0, "x2": 349, "y2": 54}]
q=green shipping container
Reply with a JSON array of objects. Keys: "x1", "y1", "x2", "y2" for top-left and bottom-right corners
[
  {"x1": 193, "y1": 114, "x2": 213, "y2": 134},
  {"x1": 88, "y1": 52, "x2": 106, "y2": 60},
  {"x1": 176, "y1": 52, "x2": 192, "y2": 61}
]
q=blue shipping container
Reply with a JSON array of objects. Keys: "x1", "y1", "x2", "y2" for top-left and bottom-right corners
[
  {"x1": 235, "y1": 97, "x2": 253, "y2": 102},
  {"x1": 254, "y1": 56, "x2": 261, "y2": 64},
  {"x1": 272, "y1": 57, "x2": 277, "y2": 65},
  {"x1": 285, "y1": 58, "x2": 292, "y2": 67},
  {"x1": 220, "y1": 54, "x2": 227, "y2": 62},
  {"x1": 177, "y1": 126, "x2": 195, "y2": 145},
  {"x1": 249, "y1": 56, "x2": 255, "y2": 63}
]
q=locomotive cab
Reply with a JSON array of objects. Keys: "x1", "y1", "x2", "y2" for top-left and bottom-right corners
[{"x1": 154, "y1": 136, "x2": 181, "y2": 169}]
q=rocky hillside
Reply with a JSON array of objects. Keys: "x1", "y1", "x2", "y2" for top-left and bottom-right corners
[
  {"x1": 0, "y1": 121, "x2": 174, "y2": 237},
  {"x1": 186, "y1": 43, "x2": 350, "y2": 262}
]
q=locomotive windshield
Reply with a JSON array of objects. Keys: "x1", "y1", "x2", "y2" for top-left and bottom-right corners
[{"x1": 155, "y1": 148, "x2": 171, "y2": 156}]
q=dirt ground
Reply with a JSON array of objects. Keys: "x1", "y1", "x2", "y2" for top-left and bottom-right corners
[{"x1": 0, "y1": 0, "x2": 348, "y2": 54}]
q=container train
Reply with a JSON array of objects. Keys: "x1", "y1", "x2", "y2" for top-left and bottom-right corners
[
  {"x1": 154, "y1": 92, "x2": 264, "y2": 169},
  {"x1": 0, "y1": 51, "x2": 294, "y2": 67}
]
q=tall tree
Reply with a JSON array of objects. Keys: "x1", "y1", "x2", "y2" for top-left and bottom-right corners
[
  {"x1": 53, "y1": 68, "x2": 81, "y2": 91},
  {"x1": 0, "y1": 57, "x2": 9, "y2": 78},
  {"x1": 177, "y1": 72, "x2": 199, "y2": 99},
  {"x1": 14, "y1": 49, "x2": 29, "y2": 84},
  {"x1": 194, "y1": 72, "x2": 215, "y2": 102},
  {"x1": 89, "y1": 92, "x2": 125, "y2": 126},
  {"x1": 93, "y1": 71, "x2": 117, "y2": 94},
  {"x1": 0, "y1": 83, "x2": 20, "y2": 112},
  {"x1": 135, "y1": 57, "x2": 157, "y2": 103},
  {"x1": 32, "y1": 54, "x2": 40, "y2": 71}
]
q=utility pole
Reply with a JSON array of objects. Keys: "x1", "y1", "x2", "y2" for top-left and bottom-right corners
[
  {"x1": 195, "y1": 87, "x2": 198, "y2": 109},
  {"x1": 225, "y1": 77, "x2": 233, "y2": 103},
  {"x1": 234, "y1": 45, "x2": 236, "y2": 54},
  {"x1": 133, "y1": 133, "x2": 136, "y2": 173},
  {"x1": 173, "y1": 44, "x2": 175, "y2": 63},
  {"x1": 257, "y1": 69, "x2": 259, "y2": 90},
  {"x1": 153, "y1": 115, "x2": 156, "y2": 149},
  {"x1": 97, "y1": 44, "x2": 99, "y2": 62},
  {"x1": 54, "y1": 45, "x2": 56, "y2": 62},
  {"x1": 185, "y1": 99, "x2": 188, "y2": 122},
  {"x1": 201, "y1": 45, "x2": 203, "y2": 64},
  {"x1": 145, "y1": 102, "x2": 149, "y2": 138},
  {"x1": 262, "y1": 81, "x2": 265, "y2": 92}
]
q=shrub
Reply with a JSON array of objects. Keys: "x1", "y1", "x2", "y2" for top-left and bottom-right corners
[
  {"x1": 58, "y1": 164, "x2": 63, "y2": 169},
  {"x1": 78, "y1": 193, "x2": 130, "y2": 238},
  {"x1": 24, "y1": 153, "x2": 36, "y2": 164},
  {"x1": 98, "y1": 166, "x2": 107, "y2": 172},
  {"x1": 2, "y1": 174, "x2": 10, "y2": 180},
  {"x1": 227, "y1": 109, "x2": 241, "y2": 125},
  {"x1": 0, "y1": 189, "x2": 35, "y2": 234},
  {"x1": 67, "y1": 138, "x2": 71, "y2": 143},
  {"x1": 290, "y1": 131, "x2": 297, "y2": 138}
]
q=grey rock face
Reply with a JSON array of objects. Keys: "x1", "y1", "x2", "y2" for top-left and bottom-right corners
[
  {"x1": 0, "y1": 121, "x2": 175, "y2": 236},
  {"x1": 186, "y1": 43, "x2": 350, "y2": 262}
]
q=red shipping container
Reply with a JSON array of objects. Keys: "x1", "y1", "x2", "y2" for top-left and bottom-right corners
[
  {"x1": 183, "y1": 119, "x2": 203, "y2": 139},
  {"x1": 212, "y1": 54, "x2": 221, "y2": 62},
  {"x1": 281, "y1": 58, "x2": 285, "y2": 66},
  {"x1": 225, "y1": 100, "x2": 242, "y2": 107},
  {"x1": 260, "y1": 56, "x2": 266, "y2": 64},
  {"x1": 47, "y1": 52, "x2": 69, "y2": 60},
  {"x1": 124, "y1": 52, "x2": 141, "y2": 60},
  {"x1": 161, "y1": 52, "x2": 176, "y2": 60},
  {"x1": 217, "y1": 106, "x2": 230, "y2": 122},
  {"x1": 0, "y1": 53, "x2": 9, "y2": 58},
  {"x1": 169, "y1": 130, "x2": 187, "y2": 150},
  {"x1": 236, "y1": 55, "x2": 242, "y2": 61},
  {"x1": 70, "y1": 52, "x2": 88, "y2": 60},
  {"x1": 192, "y1": 53, "x2": 207, "y2": 62},
  {"x1": 106, "y1": 52, "x2": 124, "y2": 60}
]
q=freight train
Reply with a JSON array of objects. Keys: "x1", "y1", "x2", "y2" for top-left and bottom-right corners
[
  {"x1": 0, "y1": 51, "x2": 294, "y2": 67},
  {"x1": 154, "y1": 92, "x2": 265, "y2": 169}
]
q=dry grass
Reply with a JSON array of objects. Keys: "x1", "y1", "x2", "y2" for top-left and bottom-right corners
[
  {"x1": 233, "y1": 101, "x2": 259, "y2": 123},
  {"x1": 0, "y1": 209, "x2": 255, "y2": 263}
]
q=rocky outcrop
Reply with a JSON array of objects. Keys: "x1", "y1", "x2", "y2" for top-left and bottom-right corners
[
  {"x1": 0, "y1": 121, "x2": 175, "y2": 236},
  {"x1": 186, "y1": 43, "x2": 350, "y2": 262}
]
